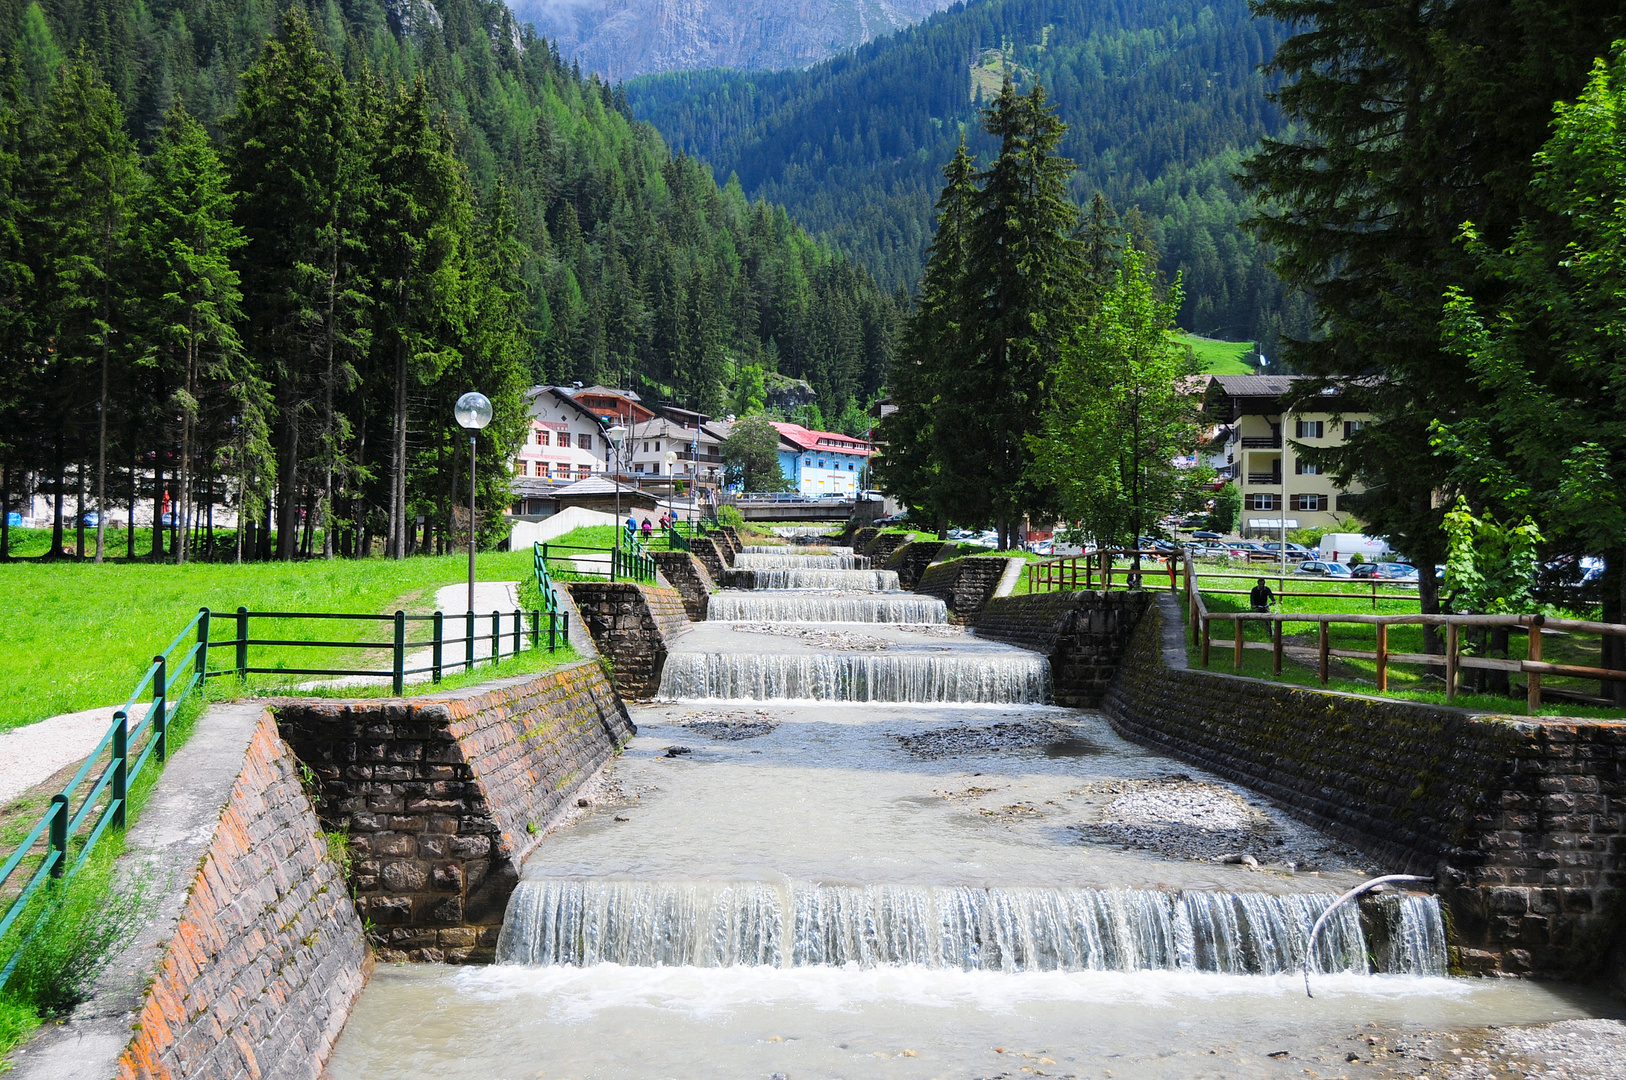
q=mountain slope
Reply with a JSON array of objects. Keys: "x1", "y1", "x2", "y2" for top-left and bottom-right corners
[
  {"x1": 513, "y1": 0, "x2": 958, "y2": 80},
  {"x1": 0, "y1": 0, "x2": 899, "y2": 414},
  {"x1": 627, "y1": 0, "x2": 1312, "y2": 349}
]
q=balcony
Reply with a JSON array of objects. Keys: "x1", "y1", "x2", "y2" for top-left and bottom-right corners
[
  {"x1": 1241, "y1": 436, "x2": 1282, "y2": 449},
  {"x1": 1247, "y1": 473, "x2": 1282, "y2": 486}
]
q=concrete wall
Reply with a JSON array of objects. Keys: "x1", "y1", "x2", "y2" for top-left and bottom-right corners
[
  {"x1": 568, "y1": 581, "x2": 691, "y2": 698},
  {"x1": 276, "y1": 661, "x2": 634, "y2": 963},
  {"x1": 650, "y1": 550, "x2": 714, "y2": 621},
  {"x1": 915, "y1": 556, "x2": 1018, "y2": 623},
  {"x1": 977, "y1": 591, "x2": 1151, "y2": 707},
  {"x1": 1105, "y1": 596, "x2": 1626, "y2": 979}
]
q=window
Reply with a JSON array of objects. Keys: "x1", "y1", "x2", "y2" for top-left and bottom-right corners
[
  {"x1": 1344, "y1": 420, "x2": 1363, "y2": 438},
  {"x1": 515, "y1": 461, "x2": 527, "y2": 476},
  {"x1": 1295, "y1": 419, "x2": 1324, "y2": 439},
  {"x1": 1248, "y1": 494, "x2": 1278, "y2": 511},
  {"x1": 634, "y1": 463, "x2": 644, "y2": 473},
  {"x1": 577, "y1": 433, "x2": 591, "y2": 450},
  {"x1": 1292, "y1": 494, "x2": 1328, "y2": 511},
  {"x1": 576, "y1": 466, "x2": 590, "y2": 479},
  {"x1": 1295, "y1": 460, "x2": 1320, "y2": 475}
]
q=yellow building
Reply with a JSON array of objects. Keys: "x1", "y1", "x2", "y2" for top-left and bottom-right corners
[{"x1": 1205, "y1": 375, "x2": 1370, "y2": 537}]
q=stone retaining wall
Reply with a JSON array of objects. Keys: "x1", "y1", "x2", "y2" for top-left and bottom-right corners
[
  {"x1": 568, "y1": 581, "x2": 690, "y2": 697},
  {"x1": 651, "y1": 551, "x2": 714, "y2": 621},
  {"x1": 716, "y1": 524, "x2": 743, "y2": 556},
  {"x1": 690, "y1": 534, "x2": 731, "y2": 579},
  {"x1": 1105, "y1": 596, "x2": 1626, "y2": 980},
  {"x1": 977, "y1": 590, "x2": 1152, "y2": 707},
  {"x1": 915, "y1": 555, "x2": 1017, "y2": 623},
  {"x1": 275, "y1": 661, "x2": 633, "y2": 964},
  {"x1": 848, "y1": 526, "x2": 880, "y2": 554},
  {"x1": 864, "y1": 531, "x2": 912, "y2": 565},
  {"x1": 116, "y1": 710, "x2": 367, "y2": 1080}
]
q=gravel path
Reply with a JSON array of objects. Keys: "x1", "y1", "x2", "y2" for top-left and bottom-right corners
[{"x1": 0, "y1": 705, "x2": 120, "y2": 805}]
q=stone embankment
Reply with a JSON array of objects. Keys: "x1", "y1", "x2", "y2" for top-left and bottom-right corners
[
  {"x1": 1103, "y1": 595, "x2": 1626, "y2": 981},
  {"x1": 568, "y1": 581, "x2": 690, "y2": 697},
  {"x1": 650, "y1": 551, "x2": 714, "y2": 621},
  {"x1": 915, "y1": 555, "x2": 1019, "y2": 622},
  {"x1": 883, "y1": 540, "x2": 946, "y2": 589},
  {"x1": 977, "y1": 590, "x2": 1151, "y2": 707},
  {"x1": 276, "y1": 660, "x2": 632, "y2": 963}
]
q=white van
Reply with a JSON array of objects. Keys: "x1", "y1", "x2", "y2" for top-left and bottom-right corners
[{"x1": 1318, "y1": 532, "x2": 1390, "y2": 563}]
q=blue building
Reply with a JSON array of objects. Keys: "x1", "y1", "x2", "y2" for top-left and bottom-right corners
[{"x1": 771, "y1": 422, "x2": 872, "y2": 495}]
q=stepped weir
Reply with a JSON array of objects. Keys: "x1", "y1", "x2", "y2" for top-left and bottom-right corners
[{"x1": 322, "y1": 540, "x2": 1558, "y2": 1080}]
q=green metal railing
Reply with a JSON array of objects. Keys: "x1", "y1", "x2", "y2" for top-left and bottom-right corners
[
  {"x1": 0, "y1": 609, "x2": 209, "y2": 989},
  {"x1": 533, "y1": 542, "x2": 565, "y2": 617},
  {"x1": 664, "y1": 523, "x2": 691, "y2": 553},
  {"x1": 0, "y1": 599, "x2": 569, "y2": 988},
  {"x1": 539, "y1": 541, "x2": 659, "y2": 584}
]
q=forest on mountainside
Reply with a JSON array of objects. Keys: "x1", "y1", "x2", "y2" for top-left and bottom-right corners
[
  {"x1": 0, "y1": 0, "x2": 898, "y2": 417},
  {"x1": 627, "y1": 0, "x2": 1311, "y2": 353}
]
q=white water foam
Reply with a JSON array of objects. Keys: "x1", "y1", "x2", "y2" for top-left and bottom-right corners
[
  {"x1": 733, "y1": 553, "x2": 870, "y2": 570},
  {"x1": 730, "y1": 568, "x2": 901, "y2": 590},
  {"x1": 705, "y1": 591, "x2": 948, "y2": 623},
  {"x1": 658, "y1": 651, "x2": 1048, "y2": 702}
]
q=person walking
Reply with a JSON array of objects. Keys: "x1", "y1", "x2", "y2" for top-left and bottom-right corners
[{"x1": 640, "y1": 517, "x2": 653, "y2": 542}]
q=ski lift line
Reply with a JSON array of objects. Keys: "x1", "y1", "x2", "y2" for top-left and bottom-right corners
[{"x1": 1303, "y1": 874, "x2": 1434, "y2": 998}]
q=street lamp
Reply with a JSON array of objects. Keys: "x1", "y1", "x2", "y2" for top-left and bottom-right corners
[
  {"x1": 607, "y1": 424, "x2": 628, "y2": 552},
  {"x1": 454, "y1": 391, "x2": 493, "y2": 616}
]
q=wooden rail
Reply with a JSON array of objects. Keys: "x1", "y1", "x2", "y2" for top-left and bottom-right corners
[
  {"x1": 1179, "y1": 551, "x2": 1626, "y2": 708},
  {"x1": 1027, "y1": 549, "x2": 1178, "y2": 594}
]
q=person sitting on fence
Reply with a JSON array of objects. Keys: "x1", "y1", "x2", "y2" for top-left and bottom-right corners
[
  {"x1": 1250, "y1": 577, "x2": 1274, "y2": 613},
  {"x1": 641, "y1": 517, "x2": 654, "y2": 542}
]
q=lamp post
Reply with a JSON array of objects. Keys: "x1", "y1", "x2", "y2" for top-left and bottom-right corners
[
  {"x1": 454, "y1": 392, "x2": 493, "y2": 616},
  {"x1": 607, "y1": 424, "x2": 628, "y2": 553}
]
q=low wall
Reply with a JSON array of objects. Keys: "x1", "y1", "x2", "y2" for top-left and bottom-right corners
[
  {"x1": 1104, "y1": 596, "x2": 1626, "y2": 979},
  {"x1": 690, "y1": 534, "x2": 730, "y2": 580},
  {"x1": 864, "y1": 531, "x2": 911, "y2": 565},
  {"x1": 885, "y1": 540, "x2": 947, "y2": 590},
  {"x1": 651, "y1": 551, "x2": 714, "y2": 621},
  {"x1": 276, "y1": 661, "x2": 633, "y2": 963},
  {"x1": 16, "y1": 705, "x2": 369, "y2": 1080},
  {"x1": 977, "y1": 590, "x2": 1152, "y2": 707},
  {"x1": 848, "y1": 526, "x2": 880, "y2": 554},
  {"x1": 568, "y1": 581, "x2": 690, "y2": 698},
  {"x1": 914, "y1": 555, "x2": 1018, "y2": 623},
  {"x1": 715, "y1": 525, "x2": 743, "y2": 556}
]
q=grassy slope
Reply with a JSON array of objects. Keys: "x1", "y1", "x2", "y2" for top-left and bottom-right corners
[
  {"x1": 1176, "y1": 332, "x2": 1254, "y2": 374},
  {"x1": 0, "y1": 549, "x2": 545, "y2": 732}
]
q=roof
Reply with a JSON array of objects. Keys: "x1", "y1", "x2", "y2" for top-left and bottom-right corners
[
  {"x1": 550, "y1": 476, "x2": 648, "y2": 498},
  {"x1": 632, "y1": 417, "x2": 720, "y2": 444},
  {"x1": 527, "y1": 385, "x2": 603, "y2": 424},
  {"x1": 564, "y1": 384, "x2": 642, "y2": 402},
  {"x1": 769, "y1": 421, "x2": 873, "y2": 457},
  {"x1": 1207, "y1": 375, "x2": 1303, "y2": 398}
]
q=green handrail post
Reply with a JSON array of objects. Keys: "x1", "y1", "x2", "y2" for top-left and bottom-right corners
[
  {"x1": 432, "y1": 611, "x2": 444, "y2": 684},
  {"x1": 48, "y1": 793, "x2": 68, "y2": 878},
  {"x1": 392, "y1": 611, "x2": 405, "y2": 695},
  {"x1": 548, "y1": 610, "x2": 557, "y2": 651},
  {"x1": 195, "y1": 608, "x2": 211, "y2": 702},
  {"x1": 530, "y1": 609, "x2": 540, "y2": 650},
  {"x1": 111, "y1": 710, "x2": 128, "y2": 831},
  {"x1": 563, "y1": 611, "x2": 570, "y2": 646},
  {"x1": 490, "y1": 610, "x2": 500, "y2": 665},
  {"x1": 236, "y1": 606, "x2": 248, "y2": 679},
  {"x1": 152, "y1": 653, "x2": 167, "y2": 766},
  {"x1": 465, "y1": 611, "x2": 475, "y2": 673},
  {"x1": 512, "y1": 609, "x2": 521, "y2": 656}
]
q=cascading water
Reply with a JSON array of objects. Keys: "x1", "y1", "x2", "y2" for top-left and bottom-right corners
[
  {"x1": 731, "y1": 568, "x2": 901, "y2": 590},
  {"x1": 659, "y1": 651, "x2": 1048, "y2": 703},
  {"x1": 497, "y1": 880, "x2": 1444, "y2": 977},
  {"x1": 706, "y1": 591, "x2": 949, "y2": 623},
  {"x1": 740, "y1": 545, "x2": 855, "y2": 556},
  {"x1": 733, "y1": 553, "x2": 870, "y2": 570}
]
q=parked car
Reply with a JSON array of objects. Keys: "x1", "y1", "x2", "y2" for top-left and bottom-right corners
[
  {"x1": 1350, "y1": 563, "x2": 1382, "y2": 580},
  {"x1": 1296, "y1": 560, "x2": 1352, "y2": 577},
  {"x1": 1192, "y1": 530, "x2": 1223, "y2": 540},
  {"x1": 1259, "y1": 542, "x2": 1310, "y2": 558},
  {"x1": 1376, "y1": 563, "x2": 1419, "y2": 581},
  {"x1": 873, "y1": 513, "x2": 908, "y2": 525}
]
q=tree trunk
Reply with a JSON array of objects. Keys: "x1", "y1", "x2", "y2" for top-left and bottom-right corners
[
  {"x1": 276, "y1": 401, "x2": 300, "y2": 560},
  {"x1": 127, "y1": 435, "x2": 137, "y2": 560},
  {"x1": 76, "y1": 462, "x2": 86, "y2": 559},
  {"x1": 1, "y1": 457, "x2": 10, "y2": 560},
  {"x1": 388, "y1": 328, "x2": 408, "y2": 559},
  {"x1": 50, "y1": 449, "x2": 65, "y2": 558},
  {"x1": 96, "y1": 342, "x2": 108, "y2": 563},
  {"x1": 321, "y1": 265, "x2": 337, "y2": 560},
  {"x1": 152, "y1": 459, "x2": 165, "y2": 559},
  {"x1": 177, "y1": 327, "x2": 196, "y2": 565}
]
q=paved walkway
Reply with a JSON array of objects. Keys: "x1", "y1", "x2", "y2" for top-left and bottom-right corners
[{"x1": 0, "y1": 706, "x2": 121, "y2": 806}]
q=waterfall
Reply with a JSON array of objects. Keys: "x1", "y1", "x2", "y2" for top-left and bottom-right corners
[
  {"x1": 741, "y1": 545, "x2": 855, "y2": 556},
  {"x1": 771, "y1": 526, "x2": 839, "y2": 538},
  {"x1": 497, "y1": 880, "x2": 1441, "y2": 976},
  {"x1": 730, "y1": 568, "x2": 901, "y2": 591},
  {"x1": 733, "y1": 553, "x2": 870, "y2": 570},
  {"x1": 1367, "y1": 893, "x2": 1449, "y2": 975},
  {"x1": 658, "y1": 651, "x2": 1048, "y2": 703},
  {"x1": 706, "y1": 592, "x2": 949, "y2": 624}
]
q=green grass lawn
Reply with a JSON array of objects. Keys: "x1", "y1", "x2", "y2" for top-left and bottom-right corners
[
  {"x1": 1175, "y1": 332, "x2": 1256, "y2": 374},
  {"x1": 0, "y1": 548, "x2": 548, "y2": 732}
]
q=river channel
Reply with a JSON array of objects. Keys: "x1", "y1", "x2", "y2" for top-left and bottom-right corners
[{"x1": 325, "y1": 543, "x2": 1619, "y2": 1078}]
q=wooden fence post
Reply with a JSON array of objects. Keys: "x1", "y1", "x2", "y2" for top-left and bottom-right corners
[
  {"x1": 1234, "y1": 617, "x2": 1244, "y2": 671},
  {"x1": 1446, "y1": 622, "x2": 1459, "y2": 701},
  {"x1": 1202, "y1": 617, "x2": 1211, "y2": 667},
  {"x1": 1527, "y1": 621, "x2": 1543, "y2": 712},
  {"x1": 1375, "y1": 622, "x2": 1389, "y2": 691},
  {"x1": 1273, "y1": 617, "x2": 1283, "y2": 675},
  {"x1": 1318, "y1": 620, "x2": 1330, "y2": 685}
]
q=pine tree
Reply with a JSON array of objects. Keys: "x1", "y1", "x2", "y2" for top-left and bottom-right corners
[{"x1": 136, "y1": 101, "x2": 259, "y2": 564}]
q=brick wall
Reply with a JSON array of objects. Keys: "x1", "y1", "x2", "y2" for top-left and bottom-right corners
[
  {"x1": 117, "y1": 712, "x2": 368, "y2": 1080},
  {"x1": 977, "y1": 590, "x2": 1151, "y2": 707},
  {"x1": 914, "y1": 556, "x2": 1016, "y2": 623},
  {"x1": 691, "y1": 535, "x2": 730, "y2": 579},
  {"x1": 864, "y1": 531, "x2": 912, "y2": 565},
  {"x1": 885, "y1": 540, "x2": 947, "y2": 590},
  {"x1": 568, "y1": 581, "x2": 690, "y2": 698},
  {"x1": 1104, "y1": 596, "x2": 1626, "y2": 979},
  {"x1": 275, "y1": 661, "x2": 634, "y2": 963},
  {"x1": 651, "y1": 551, "x2": 714, "y2": 621}
]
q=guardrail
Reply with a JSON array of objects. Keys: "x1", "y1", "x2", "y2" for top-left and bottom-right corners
[
  {"x1": 539, "y1": 541, "x2": 659, "y2": 584},
  {"x1": 1, "y1": 598, "x2": 569, "y2": 988},
  {"x1": 532, "y1": 542, "x2": 565, "y2": 618},
  {"x1": 664, "y1": 523, "x2": 691, "y2": 553},
  {"x1": 1180, "y1": 550, "x2": 1626, "y2": 708},
  {"x1": 1027, "y1": 549, "x2": 1178, "y2": 594},
  {"x1": 1187, "y1": 568, "x2": 1418, "y2": 610}
]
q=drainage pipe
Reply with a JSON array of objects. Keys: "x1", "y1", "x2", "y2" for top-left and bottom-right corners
[{"x1": 1304, "y1": 874, "x2": 1434, "y2": 997}]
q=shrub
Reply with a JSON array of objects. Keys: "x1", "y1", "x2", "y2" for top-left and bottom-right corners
[{"x1": 716, "y1": 505, "x2": 745, "y2": 530}]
